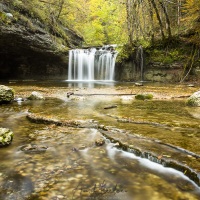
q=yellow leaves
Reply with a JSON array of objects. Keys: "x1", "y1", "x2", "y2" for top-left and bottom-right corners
[{"x1": 182, "y1": 0, "x2": 200, "y2": 44}]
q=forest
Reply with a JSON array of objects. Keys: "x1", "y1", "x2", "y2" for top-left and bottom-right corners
[
  {"x1": 0, "y1": 0, "x2": 200, "y2": 81},
  {"x1": 2, "y1": 1, "x2": 200, "y2": 199},
  {"x1": 2, "y1": 0, "x2": 200, "y2": 47}
]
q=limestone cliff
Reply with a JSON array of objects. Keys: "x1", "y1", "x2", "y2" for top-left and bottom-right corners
[{"x1": 0, "y1": 2, "x2": 83, "y2": 80}]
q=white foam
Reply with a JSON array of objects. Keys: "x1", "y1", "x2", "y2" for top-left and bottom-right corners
[{"x1": 119, "y1": 150, "x2": 198, "y2": 186}]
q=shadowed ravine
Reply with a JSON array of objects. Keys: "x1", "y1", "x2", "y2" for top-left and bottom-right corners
[{"x1": 0, "y1": 81, "x2": 200, "y2": 200}]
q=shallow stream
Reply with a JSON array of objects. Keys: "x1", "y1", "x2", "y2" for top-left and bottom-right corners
[{"x1": 0, "y1": 81, "x2": 200, "y2": 200}]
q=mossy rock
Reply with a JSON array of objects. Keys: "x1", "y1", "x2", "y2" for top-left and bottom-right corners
[
  {"x1": 186, "y1": 91, "x2": 200, "y2": 107},
  {"x1": 27, "y1": 91, "x2": 45, "y2": 100},
  {"x1": 0, "y1": 128, "x2": 14, "y2": 147},
  {"x1": 0, "y1": 85, "x2": 14, "y2": 104},
  {"x1": 135, "y1": 94, "x2": 153, "y2": 100}
]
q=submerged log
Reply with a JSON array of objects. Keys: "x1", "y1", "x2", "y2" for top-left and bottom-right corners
[{"x1": 104, "y1": 105, "x2": 117, "y2": 109}]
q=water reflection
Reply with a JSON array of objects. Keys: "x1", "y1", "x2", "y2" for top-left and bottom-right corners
[{"x1": 66, "y1": 80, "x2": 115, "y2": 88}]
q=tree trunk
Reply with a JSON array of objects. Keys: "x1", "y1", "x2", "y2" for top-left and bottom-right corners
[
  {"x1": 158, "y1": 0, "x2": 172, "y2": 38},
  {"x1": 177, "y1": 0, "x2": 181, "y2": 35},
  {"x1": 126, "y1": 0, "x2": 134, "y2": 45},
  {"x1": 147, "y1": 0, "x2": 155, "y2": 43},
  {"x1": 150, "y1": 0, "x2": 165, "y2": 40},
  {"x1": 56, "y1": 0, "x2": 65, "y2": 21}
]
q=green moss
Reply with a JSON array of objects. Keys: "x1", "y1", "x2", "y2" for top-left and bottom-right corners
[
  {"x1": 0, "y1": 128, "x2": 13, "y2": 146},
  {"x1": 135, "y1": 94, "x2": 153, "y2": 100},
  {"x1": 186, "y1": 98, "x2": 198, "y2": 107},
  {"x1": 148, "y1": 48, "x2": 183, "y2": 65},
  {"x1": 116, "y1": 44, "x2": 135, "y2": 63},
  {"x1": 0, "y1": 11, "x2": 7, "y2": 21},
  {"x1": 0, "y1": 11, "x2": 13, "y2": 24}
]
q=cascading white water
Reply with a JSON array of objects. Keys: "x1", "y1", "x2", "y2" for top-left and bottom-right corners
[
  {"x1": 68, "y1": 46, "x2": 118, "y2": 81},
  {"x1": 136, "y1": 45, "x2": 144, "y2": 81}
]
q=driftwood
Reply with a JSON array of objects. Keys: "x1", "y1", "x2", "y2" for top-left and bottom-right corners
[
  {"x1": 74, "y1": 94, "x2": 136, "y2": 96},
  {"x1": 171, "y1": 95, "x2": 190, "y2": 99}
]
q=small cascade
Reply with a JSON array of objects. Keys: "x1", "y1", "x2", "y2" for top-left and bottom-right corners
[
  {"x1": 68, "y1": 46, "x2": 118, "y2": 81},
  {"x1": 136, "y1": 45, "x2": 144, "y2": 81}
]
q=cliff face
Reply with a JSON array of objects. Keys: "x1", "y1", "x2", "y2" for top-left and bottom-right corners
[
  {"x1": 116, "y1": 42, "x2": 200, "y2": 83},
  {"x1": 0, "y1": 2, "x2": 83, "y2": 80}
]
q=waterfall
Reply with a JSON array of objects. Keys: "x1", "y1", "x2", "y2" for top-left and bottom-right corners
[
  {"x1": 139, "y1": 46, "x2": 144, "y2": 81},
  {"x1": 68, "y1": 46, "x2": 118, "y2": 81},
  {"x1": 136, "y1": 45, "x2": 144, "y2": 81}
]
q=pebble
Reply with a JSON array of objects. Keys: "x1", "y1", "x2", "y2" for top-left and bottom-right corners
[
  {"x1": 57, "y1": 195, "x2": 64, "y2": 199},
  {"x1": 113, "y1": 142, "x2": 120, "y2": 147},
  {"x1": 68, "y1": 177, "x2": 76, "y2": 181},
  {"x1": 187, "y1": 84, "x2": 195, "y2": 87},
  {"x1": 66, "y1": 165, "x2": 72, "y2": 170},
  {"x1": 99, "y1": 124, "x2": 105, "y2": 129},
  {"x1": 76, "y1": 174, "x2": 83, "y2": 178},
  {"x1": 6, "y1": 13, "x2": 13, "y2": 18}
]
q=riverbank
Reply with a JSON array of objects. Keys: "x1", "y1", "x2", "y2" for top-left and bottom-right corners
[{"x1": 7, "y1": 81, "x2": 198, "y2": 100}]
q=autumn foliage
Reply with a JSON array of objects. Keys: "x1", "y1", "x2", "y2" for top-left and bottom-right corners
[{"x1": 1, "y1": 0, "x2": 200, "y2": 46}]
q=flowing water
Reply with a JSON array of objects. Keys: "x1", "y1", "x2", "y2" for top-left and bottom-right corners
[
  {"x1": 68, "y1": 46, "x2": 118, "y2": 81},
  {"x1": 0, "y1": 81, "x2": 200, "y2": 200}
]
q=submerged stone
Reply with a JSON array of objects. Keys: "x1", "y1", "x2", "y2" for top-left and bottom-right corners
[
  {"x1": 104, "y1": 105, "x2": 117, "y2": 109},
  {"x1": 20, "y1": 144, "x2": 48, "y2": 154},
  {"x1": 0, "y1": 172, "x2": 34, "y2": 200},
  {"x1": 95, "y1": 138, "x2": 105, "y2": 146}
]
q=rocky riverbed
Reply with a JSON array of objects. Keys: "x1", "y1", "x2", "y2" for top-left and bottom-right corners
[{"x1": 0, "y1": 81, "x2": 200, "y2": 200}]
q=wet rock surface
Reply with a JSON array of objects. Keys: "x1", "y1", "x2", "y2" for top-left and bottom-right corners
[
  {"x1": 25, "y1": 110, "x2": 200, "y2": 187},
  {"x1": 0, "y1": 172, "x2": 34, "y2": 200},
  {"x1": 20, "y1": 144, "x2": 48, "y2": 154},
  {"x1": 100, "y1": 128, "x2": 200, "y2": 186},
  {"x1": 95, "y1": 137, "x2": 105, "y2": 146},
  {"x1": 0, "y1": 124, "x2": 198, "y2": 200}
]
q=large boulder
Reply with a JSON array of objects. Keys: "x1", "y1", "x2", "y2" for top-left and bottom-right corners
[
  {"x1": 186, "y1": 91, "x2": 200, "y2": 106},
  {"x1": 0, "y1": 85, "x2": 14, "y2": 103},
  {"x1": 0, "y1": 128, "x2": 13, "y2": 147}
]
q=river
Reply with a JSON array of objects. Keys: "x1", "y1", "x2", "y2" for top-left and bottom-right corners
[{"x1": 0, "y1": 80, "x2": 200, "y2": 200}]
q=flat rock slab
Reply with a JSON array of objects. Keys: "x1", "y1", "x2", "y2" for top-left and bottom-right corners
[{"x1": 100, "y1": 128, "x2": 200, "y2": 186}]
